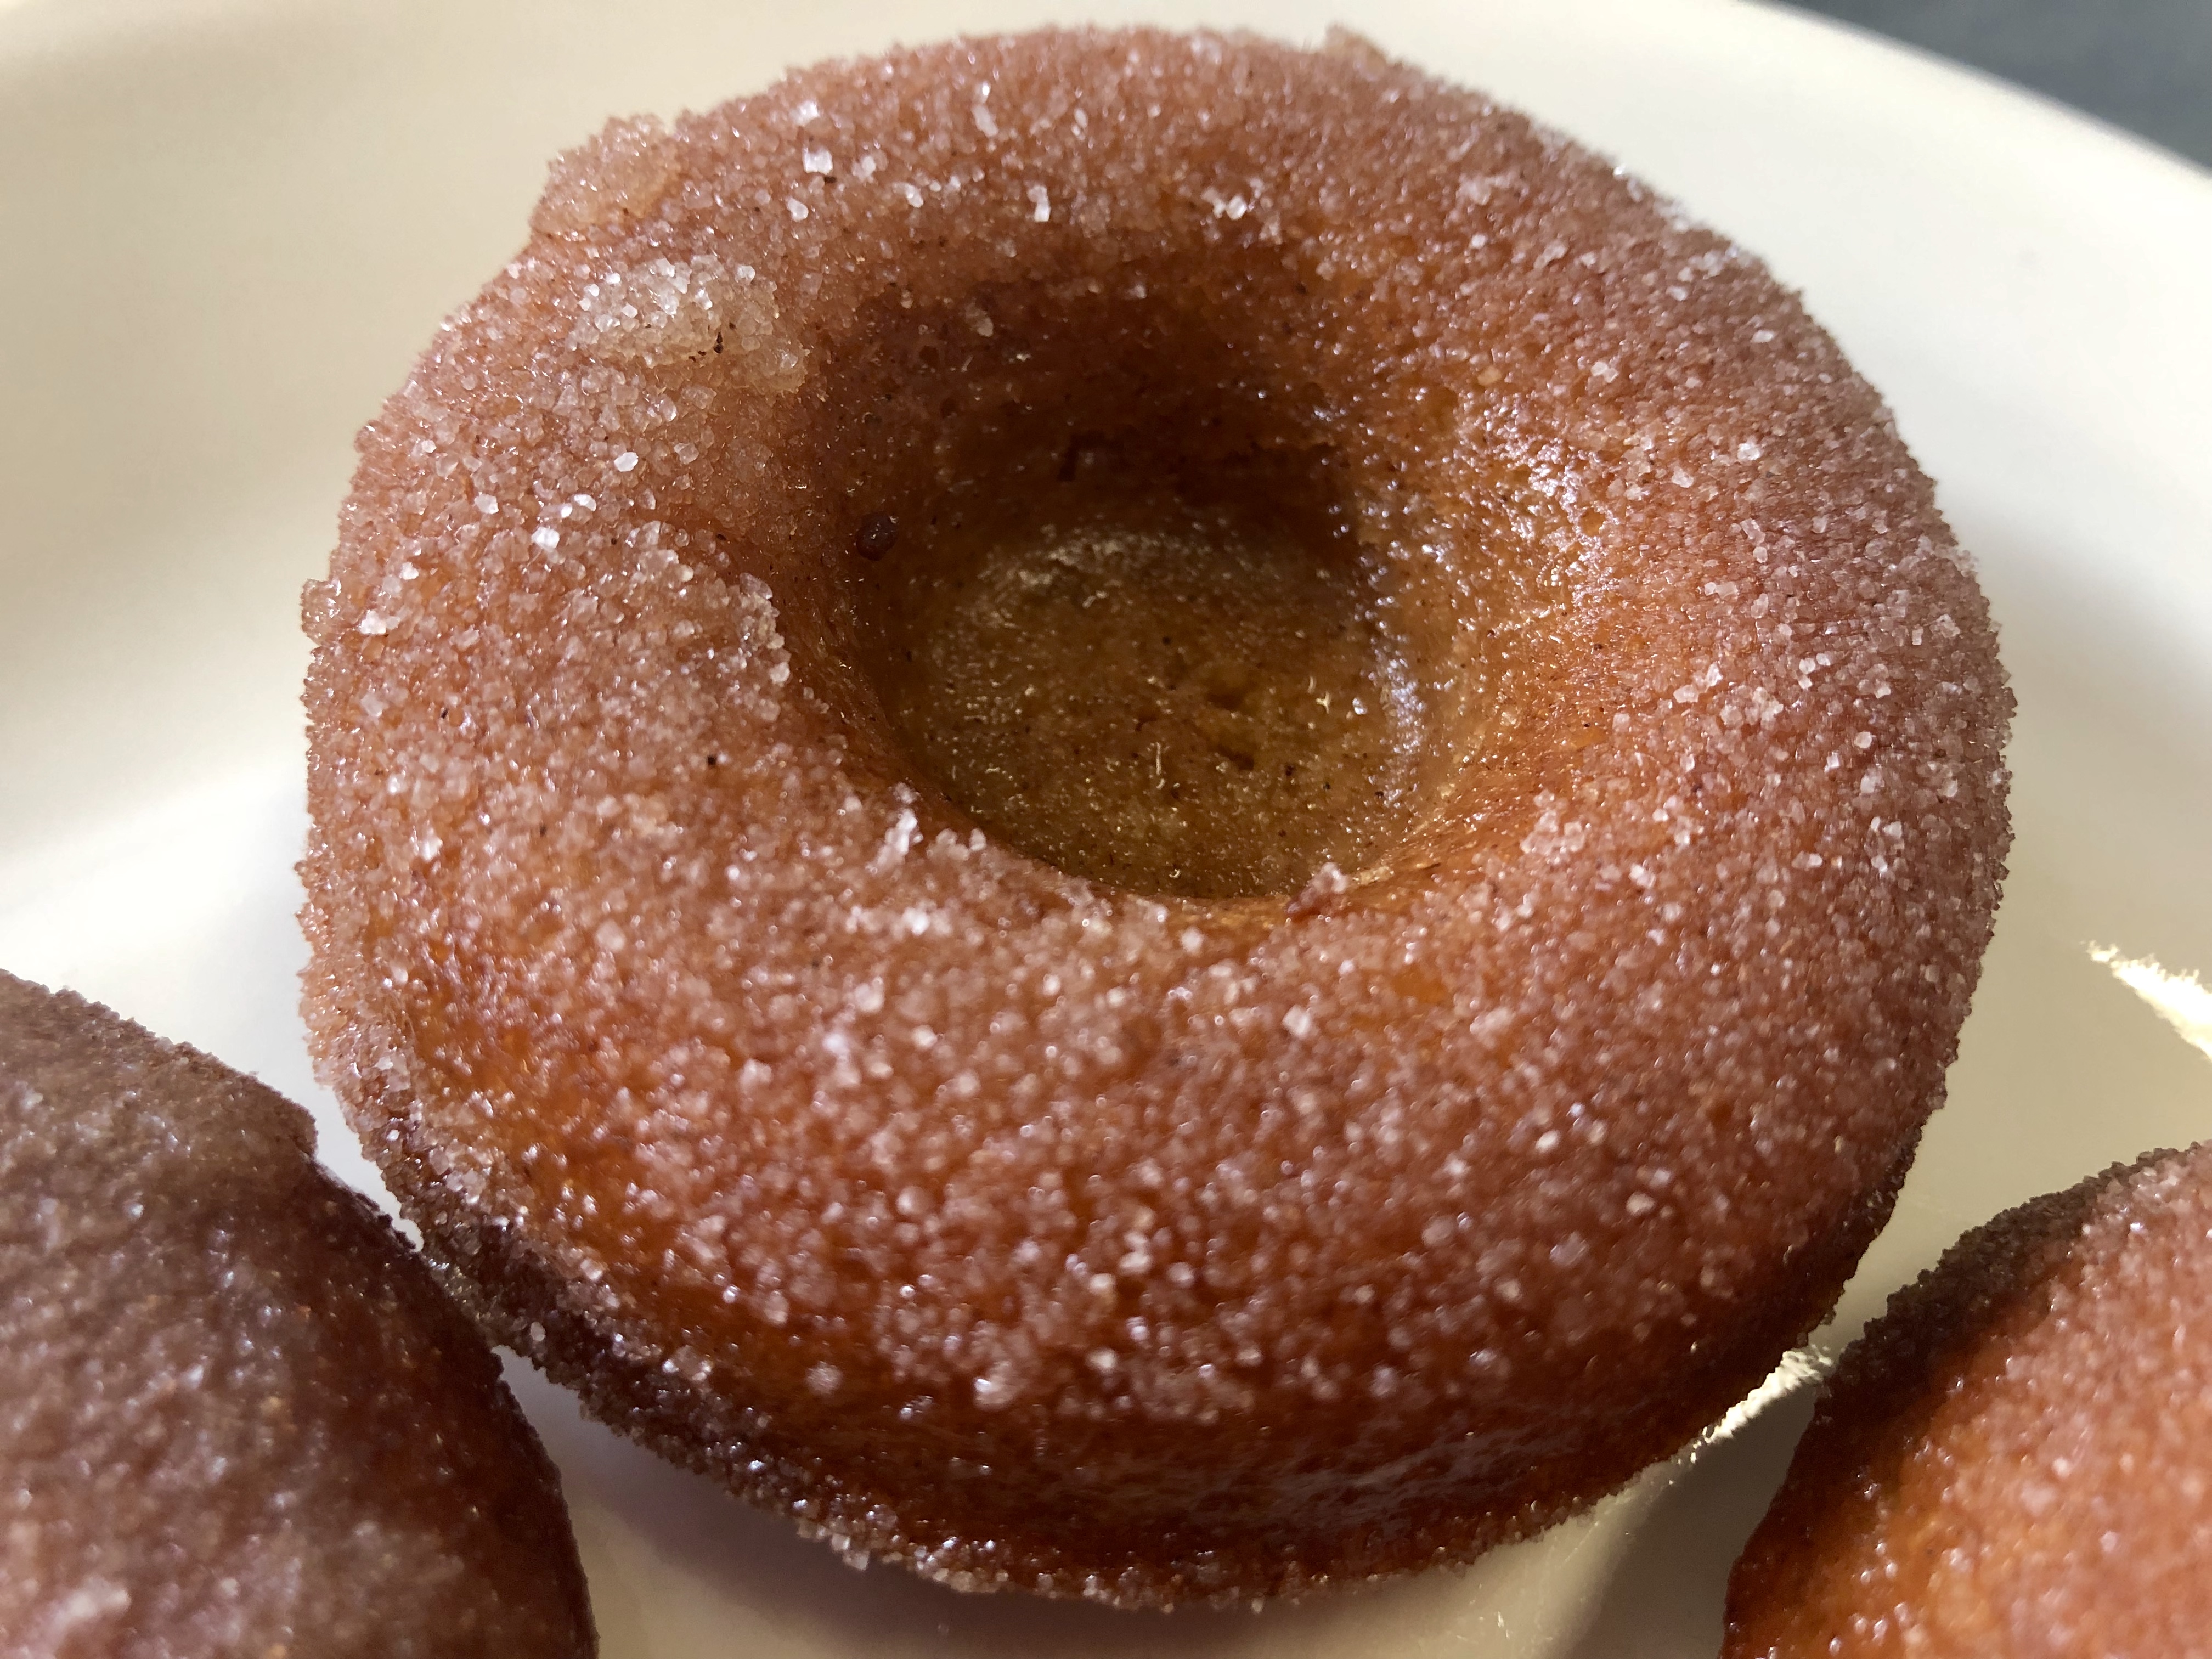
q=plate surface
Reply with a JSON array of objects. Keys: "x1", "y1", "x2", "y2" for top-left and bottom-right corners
[{"x1": 3, "y1": 1, "x2": 2209, "y2": 1653}]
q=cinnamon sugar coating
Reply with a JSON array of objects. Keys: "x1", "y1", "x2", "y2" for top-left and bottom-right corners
[
  {"x1": 301, "y1": 29, "x2": 2011, "y2": 1605},
  {"x1": 1726, "y1": 1142, "x2": 2212, "y2": 1658},
  {"x1": 0, "y1": 972, "x2": 595, "y2": 1657}
]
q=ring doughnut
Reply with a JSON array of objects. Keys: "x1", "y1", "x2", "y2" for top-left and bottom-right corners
[
  {"x1": 1726, "y1": 1142, "x2": 2212, "y2": 1656},
  {"x1": 0, "y1": 971, "x2": 595, "y2": 1655},
  {"x1": 302, "y1": 27, "x2": 2011, "y2": 1605}
]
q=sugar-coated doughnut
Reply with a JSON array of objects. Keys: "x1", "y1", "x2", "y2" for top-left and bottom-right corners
[
  {"x1": 302, "y1": 28, "x2": 2011, "y2": 1605},
  {"x1": 1726, "y1": 1142, "x2": 2212, "y2": 1658},
  {"x1": 0, "y1": 971, "x2": 595, "y2": 1656}
]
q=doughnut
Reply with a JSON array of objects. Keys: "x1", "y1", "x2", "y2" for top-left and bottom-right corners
[
  {"x1": 300, "y1": 27, "x2": 2012, "y2": 1604},
  {"x1": 0, "y1": 972, "x2": 596, "y2": 1656},
  {"x1": 1725, "y1": 1141, "x2": 2212, "y2": 1657}
]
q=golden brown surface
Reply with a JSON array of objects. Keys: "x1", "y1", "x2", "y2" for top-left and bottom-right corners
[
  {"x1": 0, "y1": 972, "x2": 595, "y2": 1658},
  {"x1": 1726, "y1": 1142, "x2": 2212, "y2": 1658},
  {"x1": 864, "y1": 471, "x2": 1413, "y2": 900},
  {"x1": 300, "y1": 28, "x2": 2012, "y2": 1605}
]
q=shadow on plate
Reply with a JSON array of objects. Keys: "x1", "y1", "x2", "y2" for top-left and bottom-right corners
[
  {"x1": 1562, "y1": 1384, "x2": 1818, "y2": 1659},
  {"x1": 506, "y1": 1357, "x2": 1818, "y2": 1659}
]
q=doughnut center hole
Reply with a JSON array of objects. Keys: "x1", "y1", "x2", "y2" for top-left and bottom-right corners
[{"x1": 852, "y1": 445, "x2": 1421, "y2": 901}]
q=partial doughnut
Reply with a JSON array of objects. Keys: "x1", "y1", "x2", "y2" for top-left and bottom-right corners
[
  {"x1": 0, "y1": 971, "x2": 595, "y2": 1657},
  {"x1": 1726, "y1": 1141, "x2": 2212, "y2": 1658},
  {"x1": 301, "y1": 27, "x2": 2011, "y2": 1605}
]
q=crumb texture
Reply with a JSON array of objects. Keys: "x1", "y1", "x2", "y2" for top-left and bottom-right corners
[
  {"x1": 0, "y1": 972, "x2": 595, "y2": 1658},
  {"x1": 1726, "y1": 1142, "x2": 2212, "y2": 1658},
  {"x1": 301, "y1": 27, "x2": 2011, "y2": 1605}
]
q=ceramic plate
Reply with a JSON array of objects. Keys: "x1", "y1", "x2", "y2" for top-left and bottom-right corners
[{"x1": 3, "y1": 1, "x2": 2208, "y2": 1652}]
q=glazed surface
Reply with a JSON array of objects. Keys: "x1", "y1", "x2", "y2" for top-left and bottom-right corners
[
  {"x1": 301, "y1": 28, "x2": 2011, "y2": 1604},
  {"x1": 0, "y1": 972, "x2": 595, "y2": 1657},
  {"x1": 1726, "y1": 1142, "x2": 2212, "y2": 1658}
]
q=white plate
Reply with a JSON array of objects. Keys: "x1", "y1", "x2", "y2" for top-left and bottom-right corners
[{"x1": 3, "y1": 1, "x2": 2209, "y2": 1652}]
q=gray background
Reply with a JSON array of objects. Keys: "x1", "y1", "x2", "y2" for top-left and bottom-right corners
[{"x1": 1792, "y1": 0, "x2": 2211, "y2": 167}]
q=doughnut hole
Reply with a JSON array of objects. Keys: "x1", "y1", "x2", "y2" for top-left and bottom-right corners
[
  {"x1": 853, "y1": 445, "x2": 1406, "y2": 901},
  {"x1": 718, "y1": 254, "x2": 1589, "y2": 905}
]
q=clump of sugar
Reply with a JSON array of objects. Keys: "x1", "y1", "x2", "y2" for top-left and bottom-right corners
[{"x1": 533, "y1": 113, "x2": 681, "y2": 236}]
